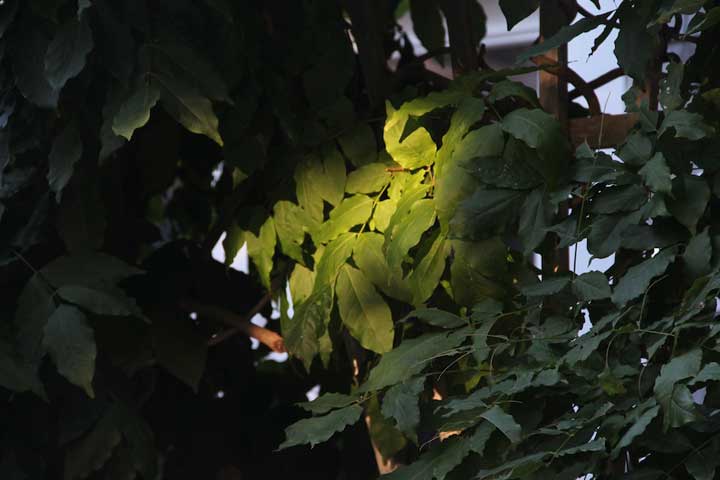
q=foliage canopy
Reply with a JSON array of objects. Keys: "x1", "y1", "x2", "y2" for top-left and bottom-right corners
[{"x1": 3, "y1": 0, "x2": 720, "y2": 479}]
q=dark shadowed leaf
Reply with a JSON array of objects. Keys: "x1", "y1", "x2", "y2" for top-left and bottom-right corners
[
  {"x1": 112, "y1": 82, "x2": 161, "y2": 141},
  {"x1": 278, "y1": 405, "x2": 363, "y2": 450},
  {"x1": 47, "y1": 123, "x2": 82, "y2": 202},
  {"x1": 572, "y1": 271, "x2": 611, "y2": 301},
  {"x1": 612, "y1": 249, "x2": 676, "y2": 306},
  {"x1": 410, "y1": 0, "x2": 446, "y2": 53},
  {"x1": 361, "y1": 329, "x2": 468, "y2": 392},
  {"x1": 43, "y1": 305, "x2": 96, "y2": 397},
  {"x1": 44, "y1": 15, "x2": 94, "y2": 90},
  {"x1": 381, "y1": 377, "x2": 425, "y2": 440}
]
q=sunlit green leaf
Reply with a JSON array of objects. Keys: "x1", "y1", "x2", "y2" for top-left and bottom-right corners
[{"x1": 336, "y1": 264, "x2": 394, "y2": 353}]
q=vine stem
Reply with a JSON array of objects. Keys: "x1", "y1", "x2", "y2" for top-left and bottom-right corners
[
  {"x1": 187, "y1": 292, "x2": 277, "y2": 347},
  {"x1": 11, "y1": 249, "x2": 59, "y2": 302},
  {"x1": 357, "y1": 181, "x2": 390, "y2": 237}
]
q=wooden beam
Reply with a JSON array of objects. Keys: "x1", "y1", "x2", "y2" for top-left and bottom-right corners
[{"x1": 569, "y1": 113, "x2": 639, "y2": 149}]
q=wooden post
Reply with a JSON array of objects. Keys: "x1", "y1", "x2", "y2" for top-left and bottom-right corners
[{"x1": 539, "y1": 0, "x2": 574, "y2": 276}]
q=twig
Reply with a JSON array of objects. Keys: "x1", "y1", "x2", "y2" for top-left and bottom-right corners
[
  {"x1": 569, "y1": 68, "x2": 624, "y2": 100},
  {"x1": 181, "y1": 294, "x2": 281, "y2": 349},
  {"x1": 531, "y1": 55, "x2": 601, "y2": 115}
]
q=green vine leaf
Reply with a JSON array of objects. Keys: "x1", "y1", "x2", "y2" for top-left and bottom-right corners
[
  {"x1": 43, "y1": 305, "x2": 97, "y2": 398},
  {"x1": 336, "y1": 264, "x2": 394, "y2": 353},
  {"x1": 48, "y1": 124, "x2": 83, "y2": 202},
  {"x1": 381, "y1": 377, "x2": 425, "y2": 441},
  {"x1": 361, "y1": 330, "x2": 468, "y2": 392},
  {"x1": 278, "y1": 405, "x2": 363, "y2": 450},
  {"x1": 112, "y1": 82, "x2": 161, "y2": 141},
  {"x1": 44, "y1": 15, "x2": 94, "y2": 90}
]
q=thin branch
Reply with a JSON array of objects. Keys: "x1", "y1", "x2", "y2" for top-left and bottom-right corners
[
  {"x1": 569, "y1": 68, "x2": 624, "y2": 100},
  {"x1": 576, "y1": 5, "x2": 620, "y2": 27},
  {"x1": 181, "y1": 294, "x2": 281, "y2": 350},
  {"x1": 531, "y1": 55, "x2": 602, "y2": 115}
]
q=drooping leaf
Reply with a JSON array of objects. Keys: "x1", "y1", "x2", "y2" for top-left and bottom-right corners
[
  {"x1": 273, "y1": 201, "x2": 316, "y2": 264},
  {"x1": 435, "y1": 97, "x2": 487, "y2": 178},
  {"x1": 384, "y1": 102, "x2": 437, "y2": 169},
  {"x1": 386, "y1": 198, "x2": 436, "y2": 270},
  {"x1": 284, "y1": 287, "x2": 333, "y2": 371},
  {"x1": 353, "y1": 232, "x2": 412, "y2": 303},
  {"x1": 587, "y1": 211, "x2": 642, "y2": 259},
  {"x1": 57, "y1": 177, "x2": 107, "y2": 252},
  {"x1": 659, "y1": 111, "x2": 714, "y2": 140},
  {"x1": 614, "y1": 4, "x2": 659, "y2": 81},
  {"x1": 146, "y1": 42, "x2": 231, "y2": 103},
  {"x1": 43, "y1": 305, "x2": 97, "y2": 397},
  {"x1": 499, "y1": 0, "x2": 538, "y2": 30},
  {"x1": 518, "y1": 188, "x2": 551, "y2": 255},
  {"x1": 686, "y1": 7, "x2": 720, "y2": 35},
  {"x1": 517, "y1": 15, "x2": 606, "y2": 63},
  {"x1": 155, "y1": 72, "x2": 223, "y2": 145},
  {"x1": 338, "y1": 124, "x2": 376, "y2": 167},
  {"x1": 383, "y1": 436, "x2": 470, "y2": 480},
  {"x1": 520, "y1": 275, "x2": 570, "y2": 297},
  {"x1": 685, "y1": 442, "x2": 720, "y2": 480},
  {"x1": 683, "y1": 228, "x2": 712, "y2": 279},
  {"x1": 48, "y1": 123, "x2": 83, "y2": 202},
  {"x1": 653, "y1": 349, "x2": 701, "y2": 430},
  {"x1": 404, "y1": 308, "x2": 465, "y2": 329},
  {"x1": 244, "y1": 217, "x2": 276, "y2": 290},
  {"x1": 278, "y1": 405, "x2": 363, "y2": 450},
  {"x1": 480, "y1": 406, "x2": 521, "y2": 443},
  {"x1": 612, "y1": 249, "x2": 676, "y2": 306},
  {"x1": 44, "y1": 15, "x2": 94, "y2": 90},
  {"x1": 435, "y1": 123, "x2": 503, "y2": 229},
  {"x1": 299, "y1": 392, "x2": 359, "y2": 415},
  {"x1": 313, "y1": 195, "x2": 373, "y2": 245},
  {"x1": 612, "y1": 401, "x2": 660, "y2": 458},
  {"x1": 450, "y1": 237, "x2": 507, "y2": 306},
  {"x1": 336, "y1": 264, "x2": 394, "y2": 353},
  {"x1": 410, "y1": 0, "x2": 446, "y2": 53},
  {"x1": 617, "y1": 132, "x2": 653, "y2": 166},
  {"x1": 591, "y1": 184, "x2": 648, "y2": 214},
  {"x1": 408, "y1": 231, "x2": 449, "y2": 305},
  {"x1": 57, "y1": 285, "x2": 138, "y2": 317},
  {"x1": 659, "y1": 59, "x2": 684, "y2": 111},
  {"x1": 12, "y1": 30, "x2": 60, "y2": 108},
  {"x1": 488, "y1": 79, "x2": 539, "y2": 107},
  {"x1": 667, "y1": 175, "x2": 710, "y2": 234},
  {"x1": 64, "y1": 408, "x2": 122, "y2": 480},
  {"x1": 0, "y1": 341, "x2": 45, "y2": 397},
  {"x1": 314, "y1": 233, "x2": 357, "y2": 290},
  {"x1": 112, "y1": 82, "x2": 161, "y2": 141},
  {"x1": 450, "y1": 188, "x2": 524, "y2": 238},
  {"x1": 150, "y1": 308, "x2": 207, "y2": 392},
  {"x1": 500, "y1": 108, "x2": 569, "y2": 187},
  {"x1": 381, "y1": 377, "x2": 425, "y2": 440},
  {"x1": 361, "y1": 329, "x2": 468, "y2": 392},
  {"x1": 41, "y1": 254, "x2": 143, "y2": 290},
  {"x1": 345, "y1": 162, "x2": 391, "y2": 194},
  {"x1": 0, "y1": 0, "x2": 18, "y2": 40},
  {"x1": 572, "y1": 271, "x2": 612, "y2": 301},
  {"x1": 639, "y1": 153, "x2": 672, "y2": 194}
]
